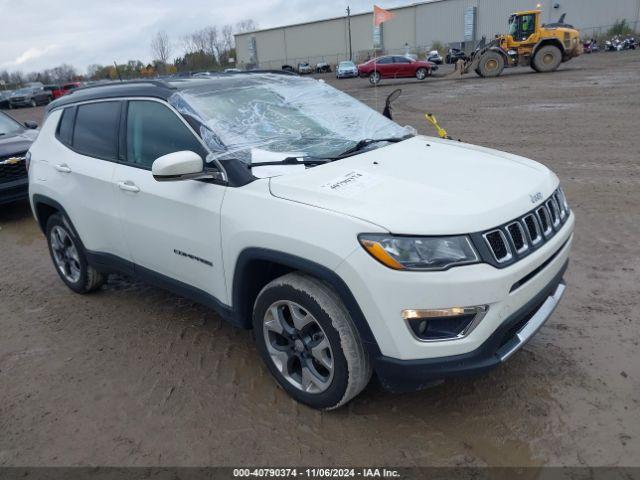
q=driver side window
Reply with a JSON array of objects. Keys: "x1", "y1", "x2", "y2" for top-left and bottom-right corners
[
  {"x1": 125, "y1": 100, "x2": 208, "y2": 169},
  {"x1": 518, "y1": 14, "x2": 536, "y2": 40}
]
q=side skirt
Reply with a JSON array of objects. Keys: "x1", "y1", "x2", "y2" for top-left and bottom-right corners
[{"x1": 85, "y1": 251, "x2": 241, "y2": 328}]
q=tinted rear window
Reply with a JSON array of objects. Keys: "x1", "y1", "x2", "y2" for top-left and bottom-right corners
[
  {"x1": 73, "y1": 102, "x2": 120, "y2": 160},
  {"x1": 56, "y1": 107, "x2": 75, "y2": 146}
]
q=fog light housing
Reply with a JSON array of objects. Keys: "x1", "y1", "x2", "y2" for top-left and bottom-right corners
[{"x1": 402, "y1": 306, "x2": 488, "y2": 341}]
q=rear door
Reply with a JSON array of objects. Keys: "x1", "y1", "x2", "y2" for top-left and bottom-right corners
[
  {"x1": 113, "y1": 99, "x2": 227, "y2": 300},
  {"x1": 45, "y1": 101, "x2": 129, "y2": 259}
]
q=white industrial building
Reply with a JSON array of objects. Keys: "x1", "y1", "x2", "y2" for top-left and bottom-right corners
[{"x1": 235, "y1": 0, "x2": 640, "y2": 69}]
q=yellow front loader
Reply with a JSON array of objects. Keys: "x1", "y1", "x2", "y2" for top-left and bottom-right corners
[{"x1": 462, "y1": 10, "x2": 581, "y2": 78}]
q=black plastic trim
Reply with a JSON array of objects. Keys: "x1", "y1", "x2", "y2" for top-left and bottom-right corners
[
  {"x1": 84, "y1": 251, "x2": 239, "y2": 327},
  {"x1": 233, "y1": 248, "x2": 382, "y2": 357}
]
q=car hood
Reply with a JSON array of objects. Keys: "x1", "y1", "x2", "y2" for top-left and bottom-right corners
[
  {"x1": 268, "y1": 136, "x2": 558, "y2": 234},
  {"x1": 0, "y1": 130, "x2": 37, "y2": 157}
]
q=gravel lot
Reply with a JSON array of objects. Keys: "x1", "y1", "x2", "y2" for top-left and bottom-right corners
[{"x1": 1, "y1": 51, "x2": 639, "y2": 467}]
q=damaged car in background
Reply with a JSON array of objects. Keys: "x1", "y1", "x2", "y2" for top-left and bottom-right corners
[
  {"x1": 1, "y1": 111, "x2": 38, "y2": 204},
  {"x1": 28, "y1": 73, "x2": 573, "y2": 409}
]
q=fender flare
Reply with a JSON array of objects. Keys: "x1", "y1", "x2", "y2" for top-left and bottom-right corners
[
  {"x1": 32, "y1": 194, "x2": 75, "y2": 235},
  {"x1": 232, "y1": 247, "x2": 382, "y2": 357},
  {"x1": 532, "y1": 38, "x2": 565, "y2": 58}
]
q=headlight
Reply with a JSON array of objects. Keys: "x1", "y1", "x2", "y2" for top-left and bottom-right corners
[{"x1": 358, "y1": 234, "x2": 479, "y2": 271}]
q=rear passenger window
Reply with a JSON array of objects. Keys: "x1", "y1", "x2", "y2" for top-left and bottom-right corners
[
  {"x1": 73, "y1": 102, "x2": 120, "y2": 160},
  {"x1": 125, "y1": 101, "x2": 206, "y2": 168},
  {"x1": 56, "y1": 107, "x2": 75, "y2": 146}
]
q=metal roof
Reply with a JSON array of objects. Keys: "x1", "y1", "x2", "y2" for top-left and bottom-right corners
[{"x1": 233, "y1": 0, "x2": 449, "y2": 36}]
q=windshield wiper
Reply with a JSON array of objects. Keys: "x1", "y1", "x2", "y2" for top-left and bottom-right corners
[
  {"x1": 332, "y1": 135, "x2": 412, "y2": 159},
  {"x1": 247, "y1": 156, "x2": 330, "y2": 169}
]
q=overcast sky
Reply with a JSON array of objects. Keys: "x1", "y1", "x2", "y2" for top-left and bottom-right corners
[{"x1": 0, "y1": 0, "x2": 410, "y2": 74}]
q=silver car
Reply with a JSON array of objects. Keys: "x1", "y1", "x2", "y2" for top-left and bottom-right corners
[{"x1": 336, "y1": 61, "x2": 358, "y2": 79}]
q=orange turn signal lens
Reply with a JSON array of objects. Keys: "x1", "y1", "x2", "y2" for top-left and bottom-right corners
[{"x1": 359, "y1": 239, "x2": 405, "y2": 270}]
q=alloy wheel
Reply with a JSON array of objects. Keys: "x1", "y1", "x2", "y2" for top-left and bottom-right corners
[
  {"x1": 262, "y1": 300, "x2": 334, "y2": 394},
  {"x1": 50, "y1": 226, "x2": 81, "y2": 283}
]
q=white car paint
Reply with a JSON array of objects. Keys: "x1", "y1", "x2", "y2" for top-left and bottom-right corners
[{"x1": 28, "y1": 95, "x2": 574, "y2": 367}]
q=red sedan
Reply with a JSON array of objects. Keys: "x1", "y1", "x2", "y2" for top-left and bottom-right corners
[
  {"x1": 357, "y1": 55, "x2": 436, "y2": 85},
  {"x1": 43, "y1": 85, "x2": 64, "y2": 99}
]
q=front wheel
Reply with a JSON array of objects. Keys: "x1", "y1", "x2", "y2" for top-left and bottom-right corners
[
  {"x1": 30, "y1": 99, "x2": 37, "y2": 108},
  {"x1": 368, "y1": 71, "x2": 381, "y2": 85},
  {"x1": 477, "y1": 51, "x2": 505, "y2": 78},
  {"x1": 253, "y1": 273, "x2": 372, "y2": 410},
  {"x1": 46, "y1": 214, "x2": 105, "y2": 294},
  {"x1": 416, "y1": 67, "x2": 428, "y2": 80}
]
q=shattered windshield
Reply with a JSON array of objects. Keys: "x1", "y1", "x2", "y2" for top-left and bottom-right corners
[{"x1": 169, "y1": 74, "x2": 410, "y2": 163}]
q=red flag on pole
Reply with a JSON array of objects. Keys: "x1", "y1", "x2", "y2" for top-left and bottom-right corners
[{"x1": 373, "y1": 5, "x2": 395, "y2": 27}]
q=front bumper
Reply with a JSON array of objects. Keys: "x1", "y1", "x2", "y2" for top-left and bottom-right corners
[
  {"x1": 337, "y1": 71, "x2": 358, "y2": 78},
  {"x1": 0, "y1": 178, "x2": 29, "y2": 204},
  {"x1": 373, "y1": 261, "x2": 567, "y2": 391}
]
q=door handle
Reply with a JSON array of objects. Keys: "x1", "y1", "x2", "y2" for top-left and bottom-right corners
[
  {"x1": 118, "y1": 181, "x2": 140, "y2": 193},
  {"x1": 55, "y1": 163, "x2": 71, "y2": 173}
]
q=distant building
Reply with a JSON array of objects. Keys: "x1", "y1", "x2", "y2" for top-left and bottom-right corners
[{"x1": 235, "y1": 0, "x2": 640, "y2": 68}]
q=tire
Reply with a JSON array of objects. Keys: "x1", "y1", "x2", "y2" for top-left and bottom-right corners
[
  {"x1": 46, "y1": 213, "x2": 105, "y2": 294},
  {"x1": 369, "y1": 71, "x2": 381, "y2": 85},
  {"x1": 253, "y1": 272, "x2": 372, "y2": 410},
  {"x1": 477, "y1": 51, "x2": 505, "y2": 78},
  {"x1": 30, "y1": 99, "x2": 37, "y2": 108},
  {"x1": 532, "y1": 45, "x2": 562, "y2": 73},
  {"x1": 416, "y1": 68, "x2": 428, "y2": 80}
]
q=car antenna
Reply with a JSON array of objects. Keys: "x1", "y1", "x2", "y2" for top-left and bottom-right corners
[{"x1": 113, "y1": 61, "x2": 123, "y2": 82}]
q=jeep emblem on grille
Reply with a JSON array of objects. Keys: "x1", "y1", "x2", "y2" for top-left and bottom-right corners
[{"x1": 530, "y1": 192, "x2": 543, "y2": 204}]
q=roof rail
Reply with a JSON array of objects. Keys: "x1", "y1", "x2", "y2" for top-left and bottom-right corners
[{"x1": 70, "y1": 79, "x2": 176, "y2": 95}]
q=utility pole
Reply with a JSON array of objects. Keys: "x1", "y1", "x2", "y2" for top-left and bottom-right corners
[{"x1": 346, "y1": 6, "x2": 353, "y2": 61}]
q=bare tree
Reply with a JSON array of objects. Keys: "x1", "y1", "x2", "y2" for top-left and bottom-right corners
[
  {"x1": 151, "y1": 30, "x2": 172, "y2": 71},
  {"x1": 236, "y1": 19, "x2": 257, "y2": 33},
  {"x1": 221, "y1": 24, "x2": 234, "y2": 52},
  {"x1": 204, "y1": 26, "x2": 224, "y2": 60}
]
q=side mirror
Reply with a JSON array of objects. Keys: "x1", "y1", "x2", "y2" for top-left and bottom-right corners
[
  {"x1": 24, "y1": 121, "x2": 38, "y2": 129},
  {"x1": 152, "y1": 151, "x2": 204, "y2": 182}
]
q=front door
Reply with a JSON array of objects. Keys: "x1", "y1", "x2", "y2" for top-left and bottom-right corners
[{"x1": 113, "y1": 99, "x2": 228, "y2": 302}]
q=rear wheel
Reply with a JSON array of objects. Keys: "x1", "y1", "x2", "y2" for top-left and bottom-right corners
[
  {"x1": 369, "y1": 71, "x2": 381, "y2": 85},
  {"x1": 416, "y1": 68, "x2": 428, "y2": 80},
  {"x1": 532, "y1": 45, "x2": 562, "y2": 72},
  {"x1": 253, "y1": 272, "x2": 372, "y2": 410},
  {"x1": 46, "y1": 214, "x2": 105, "y2": 294},
  {"x1": 30, "y1": 99, "x2": 37, "y2": 108},
  {"x1": 477, "y1": 51, "x2": 505, "y2": 78}
]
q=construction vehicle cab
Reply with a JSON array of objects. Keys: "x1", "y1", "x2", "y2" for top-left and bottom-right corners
[{"x1": 465, "y1": 10, "x2": 581, "y2": 78}]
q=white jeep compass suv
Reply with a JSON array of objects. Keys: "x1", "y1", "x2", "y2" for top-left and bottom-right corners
[{"x1": 28, "y1": 74, "x2": 574, "y2": 409}]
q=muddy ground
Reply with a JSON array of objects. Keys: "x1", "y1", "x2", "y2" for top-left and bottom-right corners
[{"x1": 1, "y1": 51, "x2": 639, "y2": 467}]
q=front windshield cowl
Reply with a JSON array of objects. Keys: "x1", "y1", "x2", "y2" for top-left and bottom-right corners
[{"x1": 169, "y1": 74, "x2": 410, "y2": 168}]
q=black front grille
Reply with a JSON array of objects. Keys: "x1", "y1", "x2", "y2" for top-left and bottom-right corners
[
  {"x1": 536, "y1": 206, "x2": 550, "y2": 233},
  {"x1": 476, "y1": 188, "x2": 570, "y2": 268},
  {"x1": 484, "y1": 230, "x2": 510, "y2": 262},
  {"x1": 507, "y1": 222, "x2": 526, "y2": 252},
  {"x1": 523, "y1": 214, "x2": 539, "y2": 242},
  {"x1": 0, "y1": 152, "x2": 28, "y2": 184}
]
